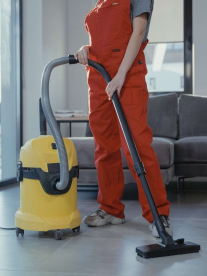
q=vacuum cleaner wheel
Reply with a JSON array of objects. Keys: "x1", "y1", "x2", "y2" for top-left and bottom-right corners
[
  {"x1": 72, "y1": 226, "x2": 80, "y2": 233},
  {"x1": 54, "y1": 230, "x2": 63, "y2": 240},
  {"x1": 16, "y1": 227, "x2": 24, "y2": 237}
]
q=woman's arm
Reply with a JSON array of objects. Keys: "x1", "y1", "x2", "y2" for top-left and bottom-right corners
[
  {"x1": 118, "y1": 13, "x2": 148, "y2": 75},
  {"x1": 106, "y1": 13, "x2": 148, "y2": 100}
]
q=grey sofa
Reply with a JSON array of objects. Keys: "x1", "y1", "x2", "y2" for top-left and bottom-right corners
[
  {"x1": 175, "y1": 94, "x2": 207, "y2": 188},
  {"x1": 70, "y1": 93, "x2": 207, "y2": 190}
]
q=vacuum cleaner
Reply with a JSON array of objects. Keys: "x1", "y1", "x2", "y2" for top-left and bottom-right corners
[
  {"x1": 16, "y1": 53, "x2": 201, "y2": 257},
  {"x1": 67, "y1": 55, "x2": 200, "y2": 258},
  {"x1": 15, "y1": 58, "x2": 81, "y2": 240}
]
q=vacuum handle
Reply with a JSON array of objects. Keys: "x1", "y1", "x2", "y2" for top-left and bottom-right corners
[
  {"x1": 69, "y1": 55, "x2": 79, "y2": 64},
  {"x1": 69, "y1": 54, "x2": 112, "y2": 85}
]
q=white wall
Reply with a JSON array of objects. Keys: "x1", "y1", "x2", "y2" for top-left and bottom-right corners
[
  {"x1": 23, "y1": 0, "x2": 94, "y2": 141},
  {"x1": 193, "y1": 0, "x2": 207, "y2": 96},
  {"x1": 42, "y1": 0, "x2": 69, "y2": 137},
  {"x1": 23, "y1": 0, "x2": 69, "y2": 144},
  {"x1": 23, "y1": 0, "x2": 207, "y2": 142},
  {"x1": 149, "y1": 0, "x2": 183, "y2": 43},
  {"x1": 67, "y1": 0, "x2": 94, "y2": 137},
  {"x1": 23, "y1": 0, "x2": 43, "y2": 144}
]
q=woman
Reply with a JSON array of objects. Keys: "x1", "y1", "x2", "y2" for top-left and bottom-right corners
[{"x1": 74, "y1": 0, "x2": 173, "y2": 238}]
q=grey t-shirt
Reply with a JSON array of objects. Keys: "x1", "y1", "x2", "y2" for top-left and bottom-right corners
[
  {"x1": 130, "y1": 0, "x2": 154, "y2": 42},
  {"x1": 95, "y1": 0, "x2": 154, "y2": 42}
]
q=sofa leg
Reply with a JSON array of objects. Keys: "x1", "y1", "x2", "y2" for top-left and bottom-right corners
[{"x1": 176, "y1": 176, "x2": 185, "y2": 193}]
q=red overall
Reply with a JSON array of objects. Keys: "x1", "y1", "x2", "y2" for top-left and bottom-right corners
[{"x1": 84, "y1": 0, "x2": 170, "y2": 223}]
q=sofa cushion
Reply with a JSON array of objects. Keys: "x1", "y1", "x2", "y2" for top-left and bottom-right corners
[
  {"x1": 151, "y1": 137, "x2": 175, "y2": 168},
  {"x1": 147, "y1": 93, "x2": 178, "y2": 139},
  {"x1": 85, "y1": 123, "x2": 93, "y2": 137},
  {"x1": 70, "y1": 137, "x2": 95, "y2": 168},
  {"x1": 71, "y1": 137, "x2": 174, "y2": 170},
  {"x1": 86, "y1": 93, "x2": 179, "y2": 139},
  {"x1": 71, "y1": 137, "x2": 129, "y2": 169},
  {"x1": 175, "y1": 164, "x2": 207, "y2": 177},
  {"x1": 179, "y1": 94, "x2": 207, "y2": 139},
  {"x1": 175, "y1": 136, "x2": 207, "y2": 163},
  {"x1": 122, "y1": 137, "x2": 175, "y2": 169}
]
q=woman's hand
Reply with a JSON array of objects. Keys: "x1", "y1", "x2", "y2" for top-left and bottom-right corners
[
  {"x1": 105, "y1": 71, "x2": 126, "y2": 100},
  {"x1": 74, "y1": 45, "x2": 90, "y2": 66}
]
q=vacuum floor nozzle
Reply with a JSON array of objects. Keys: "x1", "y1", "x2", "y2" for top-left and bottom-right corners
[{"x1": 136, "y1": 240, "x2": 201, "y2": 258}]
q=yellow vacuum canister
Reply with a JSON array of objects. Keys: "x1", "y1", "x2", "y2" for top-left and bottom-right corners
[
  {"x1": 15, "y1": 135, "x2": 81, "y2": 240},
  {"x1": 15, "y1": 56, "x2": 83, "y2": 240}
]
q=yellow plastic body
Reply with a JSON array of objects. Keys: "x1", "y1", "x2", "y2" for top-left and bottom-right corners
[{"x1": 15, "y1": 135, "x2": 81, "y2": 231}]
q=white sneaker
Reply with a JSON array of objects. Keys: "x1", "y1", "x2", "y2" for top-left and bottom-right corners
[
  {"x1": 149, "y1": 215, "x2": 173, "y2": 238},
  {"x1": 83, "y1": 209, "x2": 125, "y2": 227}
]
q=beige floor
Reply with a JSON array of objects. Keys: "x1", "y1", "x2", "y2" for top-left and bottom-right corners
[{"x1": 0, "y1": 182, "x2": 206, "y2": 276}]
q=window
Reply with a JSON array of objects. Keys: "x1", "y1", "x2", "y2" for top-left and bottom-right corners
[
  {"x1": 145, "y1": 42, "x2": 184, "y2": 93},
  {"x1": 145, "y1": 0, "x2": 192, "y2": 94},
  {"x1": 0, "y1": 0, "x2": 22, "y2": 185}
]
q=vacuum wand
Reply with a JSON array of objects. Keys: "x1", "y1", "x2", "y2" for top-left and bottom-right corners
[{"x1": 69, "y1": 54, "x2": 200, "y2": 258}]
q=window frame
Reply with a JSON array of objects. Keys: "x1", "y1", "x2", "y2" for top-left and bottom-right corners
[
  {"x1": 148, "y1": 0, "x2": 192, "y2": 97},
  {"x1": 0, "y1": 0, "x2": 23, "y2": 187}
]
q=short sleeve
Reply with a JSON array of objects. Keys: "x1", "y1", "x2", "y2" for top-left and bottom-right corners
[{"x1": 131, "y1": 0, "x2": 152, "y2": 20}]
